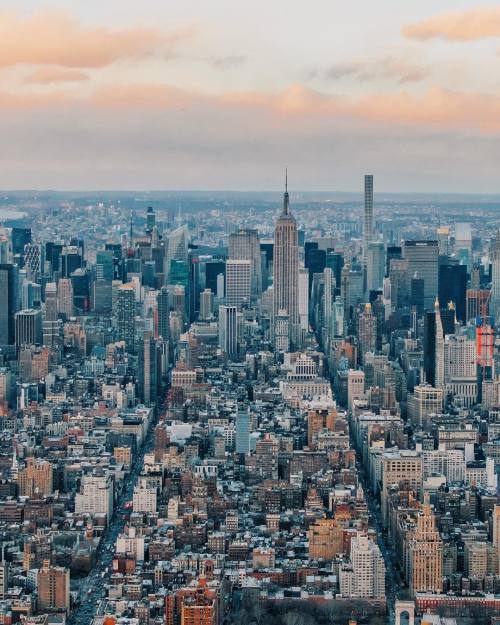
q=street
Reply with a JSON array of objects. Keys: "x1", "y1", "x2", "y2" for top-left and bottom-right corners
[{"x1": 68, "y1": 410, "x2": 159, "y2": 625}]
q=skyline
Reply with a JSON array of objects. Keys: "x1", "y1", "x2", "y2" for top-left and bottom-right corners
[{"x1": 2, "y1": 1, "x2": 500, "y2": 191}]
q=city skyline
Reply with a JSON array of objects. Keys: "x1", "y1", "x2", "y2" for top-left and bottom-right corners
[{"x1": 1, "y1": 2, "x2": 500, "y2": 191}]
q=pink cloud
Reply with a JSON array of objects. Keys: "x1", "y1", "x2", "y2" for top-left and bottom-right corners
[
  {"x1": 0, "y1": 82, "x2": 499, "y2": 133},
  {"x1": 0, "y1": 8, "x2": 190, "y2": 68},
  {"x1": 403, "y1": 6, "x2": 500, "y2": 41},
  {"x1": 24, "y1": 68, "x2": 89, "y2": 84}
]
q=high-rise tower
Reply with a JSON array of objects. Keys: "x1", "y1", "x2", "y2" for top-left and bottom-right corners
[
  {"x1": 273, "y1": 171, "x2": 300, "y2": 349},
  {"x1": 228, "y1": 229, "x2": 262, "y2": 299},
  {"x1": 363, "y1": 174, "x2": 374, "y2": 264},
  {"x1": 491, "y1": 231, "x2": 500, "y2": 320},
  {"x1": 434, "y1": 298, "x2": 444, "y2": 388}
]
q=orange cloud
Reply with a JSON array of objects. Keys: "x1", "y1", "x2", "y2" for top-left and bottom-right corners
[
  {"x1": 221, "y1": 84, "x2": 500, "y2": 131},
  {"x1": 24, "y1": 68, "x2": 89, "y2": 84},
  {"x1": 403, "y1": 6, "x2": 500, "y2": 41},
  {"x1": 0, "y1": 8, "x2": 189, "y2": 68},
  {"x1": 0, "y1": 82, "x2": 499, "y2": 133}
]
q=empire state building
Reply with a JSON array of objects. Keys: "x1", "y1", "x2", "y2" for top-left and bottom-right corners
[{"x1": 273, "y1": 173, "x2": 300, "y2": 349}]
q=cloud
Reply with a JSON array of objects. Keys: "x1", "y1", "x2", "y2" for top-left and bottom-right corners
[
  {"x1": 0, "y1": 81, "x2": 496, "y2": 133},
  {"x1": 0, "y1": 8, "x2": 191, "y2": 68},
  {"x1": 324, "y1": 57, "x2": 429, "y2": 84},
  {"x1": 23, "y1": 68, "x2": 89, "y2": 84},
  {"x1": 0, "y1": 82, "x2": 499, "y2": 191},
  {"x1": 403, "y1": 6, "x2": 500, "y2": 42},
  {"x1": 212, "y1": 55, "x2": 246, "y2": 70}
]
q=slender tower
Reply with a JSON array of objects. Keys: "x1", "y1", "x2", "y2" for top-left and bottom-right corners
[
  {"x1": 363, "y1": 174, "x2": 374, "y2": 264},
  {"x1": 273, "y1": 171, "x2": 300, "y2": 349},
  {"x1": 491, "y1": 230, "x2": 500, "y2": 320},
  {"x1": 434, "y1": 297, "x2": 444, "y2": 388}
]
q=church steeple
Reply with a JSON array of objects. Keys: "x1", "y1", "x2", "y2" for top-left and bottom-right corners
[{"x1": 283, "y1": 168, "x2": 289, "y2": 215}]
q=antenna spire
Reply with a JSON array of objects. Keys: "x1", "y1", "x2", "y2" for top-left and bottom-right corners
[{"x1": 283, "y1": 168, "x2": 289, "y2": 215}]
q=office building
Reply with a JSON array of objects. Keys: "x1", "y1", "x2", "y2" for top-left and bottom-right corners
[
  {"x1": 137, "y1": 331, "x2": 159, "y2": 405},
  {"x1": 165, "y1": 225, "x2": 188, "y2": 283},
  {"x1": 229, "y1": 228, "x2": 262, "y2": 299},
  {"x1": 348, "y1": 369, "x2": 365, "y2": 411},
  {"x1": 323, "y1": 267, "x2": 334, "y2": 330},
  {"x1": 218, "y1": 305, "x2": 237, "y2": 357},
  {"x1": 409, "y1": 497, "x2": 443, "y2": 594},
  {"x1": 407, "y1": 384, "x2": 444, "y2": 429},
  {"x1": 44, "y1": 282, "x2": 58, "y2": 322},
  {"x1": 305, "y1": 242, "x2": 326, "y2": 295},
  {"x1": 57, "y1": 278, "x2": 74, "y2": 318},
  {"x1": 0, "y1": 263, "x2": 18, "y2": 347},
  {"x1": 366, "y1": 240, "x2": 385, "y2": 293},
  {"x1": 205, "y1": 260, "x2": 225, "y2": 294},
  {"x1": 298, "y1": 267, "x2": 309, "y2": 331},
  {"x1": 439, "y1": 261, "x2": 467, "y2": 323},
  {"x1": 15, "y1": 309, "x2": 42, "y2": 349},
  {"x1": 117, "y1": 283, "x2": 136, "y2": 352},
  {"x1": 225, "y1": 259, "x2": 251, "y2": 308},
  {"x1": 199, "y1": 288, "x2": 214, "y2": 320},
  {"x1": 358, "y1": 303, "x2": 377, "y2": 362},
  {"x1": 235, "y1": 405, "x2": 251, "y2": 454},
  {"x1": 403, "y1": 240, "x2": 439, "y2": 310},
  {"x1": 157, "y1": 286, "x2": 170, "y2": 341},
  {"x1": 466, "y1": 289, "x2": 490, "y2": 322}
]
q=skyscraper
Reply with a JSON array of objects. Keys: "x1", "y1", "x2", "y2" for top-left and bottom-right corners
[
  {"x1": 235, "y1": 404, "x2": 251, "y2": 454},
  {"x1": 225, "y1": 259, "x2": 251, "y2": 308},
  {"x1": 434, "y1": 299, "x2": 444, "y2": 388},
  {"x1": 165, "y1": 225, "x2": 188, "y2": 283},
  {"x1": 229, "y1": 228, "x2": 262, "y2": 299},
  {"x1": 438, "y1": 260, "x2": 467, "y2": 322},
  {"x1": 339, "y1": 533, "x2": 386, "y2": 599},
  {"x1": 403, "y1": 240, "x2": 439, "y2": 310},
  {"x1": 323, "y1": 267, "x2": 334, "y2": 331},
  {"x1": 491, "y1": 231, "x2": 500, "y2": 320},
  {"x1": 44, "y1": 282, "x2": 58, "y2": 322},
  {"x1": 57, "y1": 278, "x2": 74, "y2": 318},
  {"x1": 298, "y1": 267, "x2": 309, "y2": 331},
  {"x1": 0, "y1": 264, "x2": 18, "y2": 348},
  {"x1": 273, "y1": 173, "x2": 300, "y2": 349},
  {"x1": 117, "y1": 283, "x2": 136, "y2": 352},
  {"x1": 409, "y1": 496, "x2": 443, "y2": 595},
  {"x1": 199, "y1": 288, "x2": 214, "y2": 320},
  {"x1": 358, "y1": 303, "x2": 377, "y2": 362},
  {"x1": 362, "y1": 174, "x2": 374, "y2": 264},
  {"x1": 157, "y1": 286, "x2": 170, "y2": 341},
  {"x1": 366, "y1": 240, "x2": 385, "y2": 293},
  {"x1": 218, "y1": 304, "x2": 237, "y2": 357},
  {"x1": 15, "y1": 309, "x2": 42, "y2": 349},
  {"x1": 137, "y1": 330, "x2": 159, "y2": 405}
]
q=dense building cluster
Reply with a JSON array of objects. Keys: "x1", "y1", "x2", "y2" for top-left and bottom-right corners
[{"x1": 0, "y1": 181, "x2": 499, "y2": 625}]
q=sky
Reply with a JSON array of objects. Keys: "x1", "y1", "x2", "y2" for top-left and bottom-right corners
[{"x1": 1, "y1": 1, "x2": 500, "y2": 192}]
